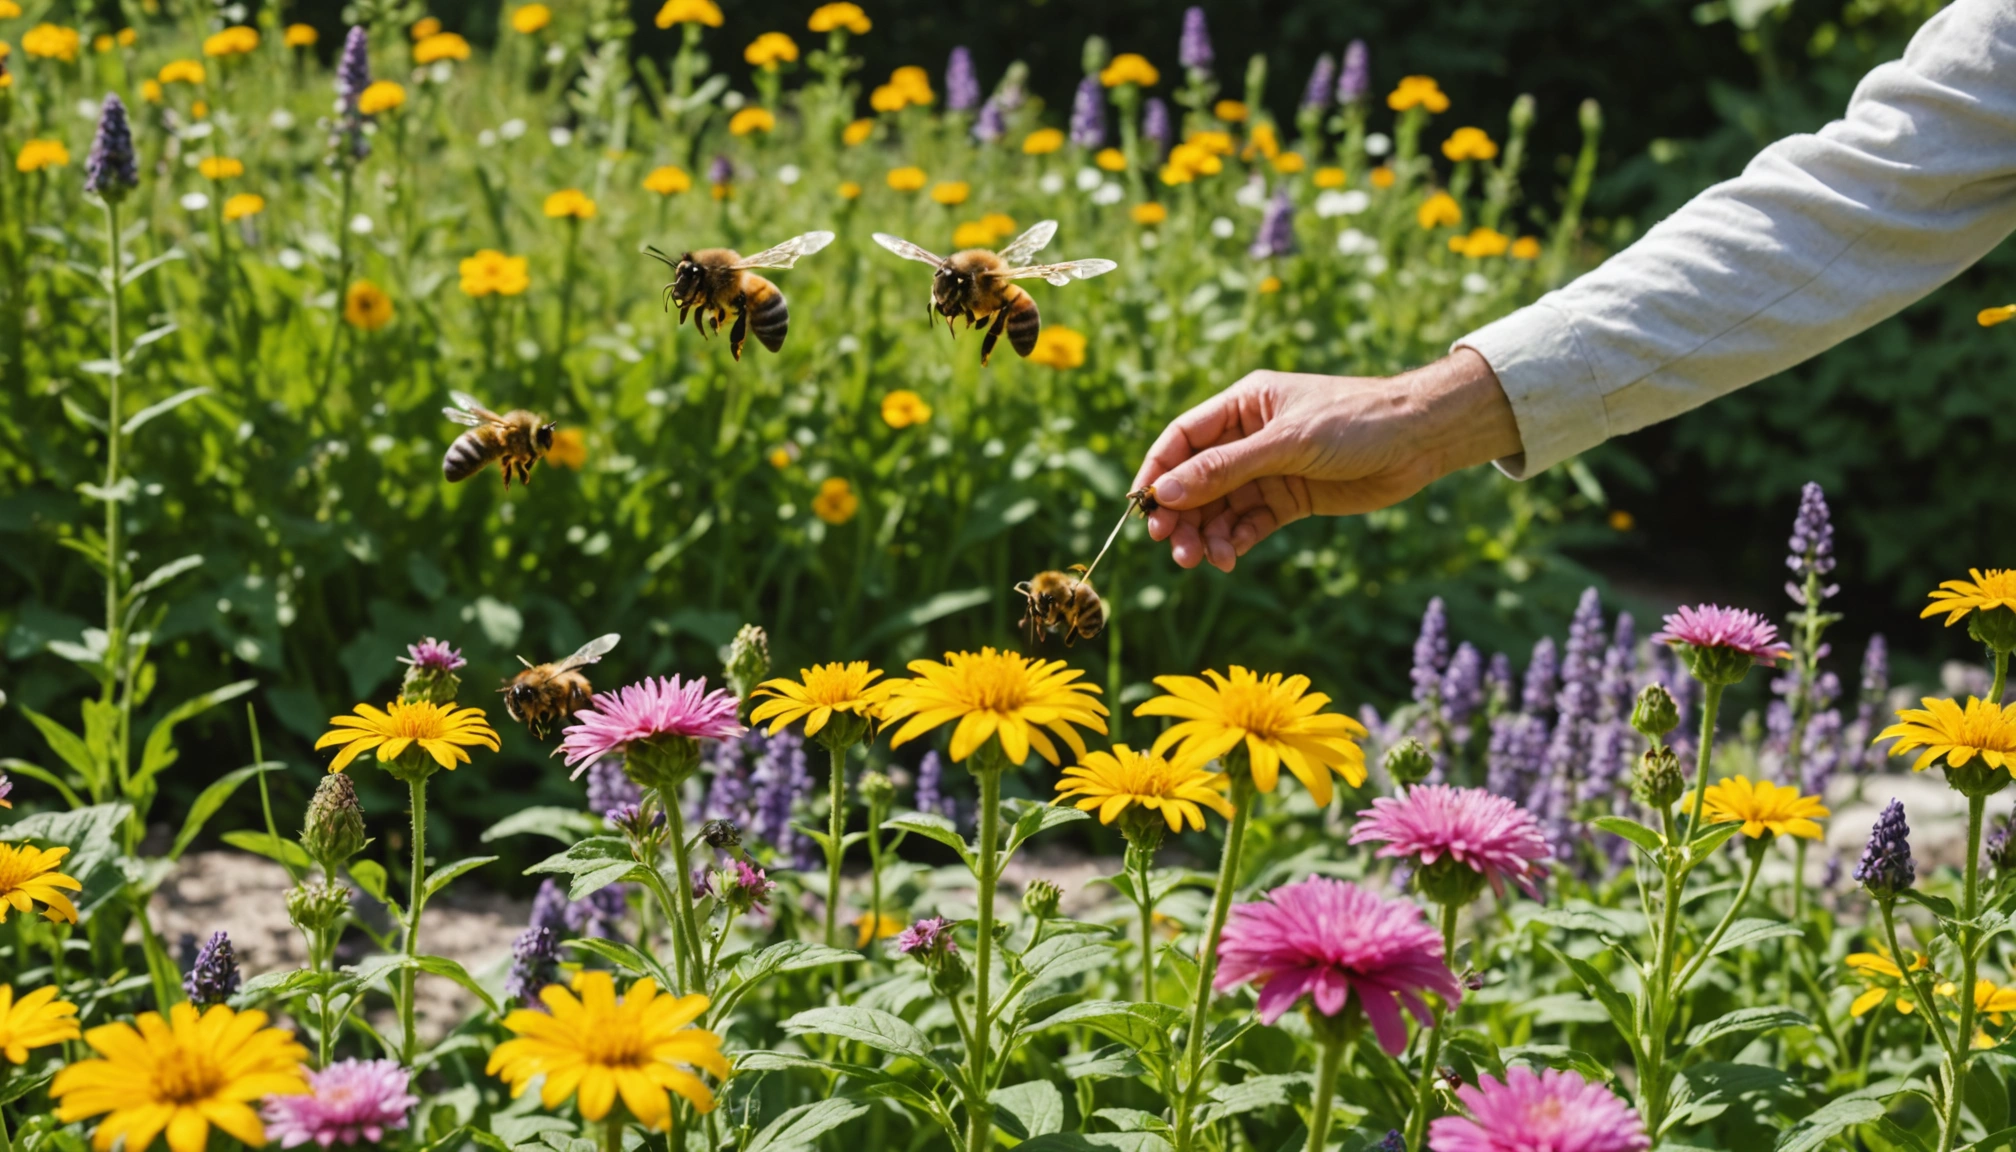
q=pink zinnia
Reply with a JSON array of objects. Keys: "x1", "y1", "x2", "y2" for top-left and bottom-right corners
[
  {"x1": 558, "y1": 675, "x2": 744, "y2": 776},
  {"x1": 1428, "y1": 1066, "x2": 1649, "y2": 1152},
  {"x1": 1349, "y1": 785, "x2": 1551, "y2": 898},
  {"x1": 1213, "y1": 875, "x2": 1459, "y2": 1054},
  {"x1": 261, "y1": 1059, "x2": 418, "y2": 1148},
  {"x1": 892, "y1": 915, "x2": 958, "y2": 957},
  {"x1": 1650, "y1": 604, "x2": 1789, "y2": 665},
  {"x1": 399, "y1": 637, "x2": 465, "y2": 672}
]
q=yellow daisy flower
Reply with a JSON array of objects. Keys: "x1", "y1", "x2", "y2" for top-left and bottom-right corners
[
  {"x1": 1981, "y1": 305, "x2": 2016, "y2": 328},
  {"x1": 1449, "y1": 227, "x2": 1510, "y2": 259},
  {"x1": 808, "y1": 2, "x2": 871, "y2": 34},
  {"x1": 487, "y1": 972, "x2": 729, "y2": 1129},
  {"x1": 0, "y1": 842, "x2": 83, "y2": 923},
  {"x1": 886, "y1": 165, "x2": 926, "y2": 191},
  {"x1": 883, "y1": 648, "x2": 1108, "y2": 766},
  {"x1": 1096, "y1": 147, "x2": 1128, "y2": 172},
  {"x1": 1511, "y1": 236, "x2": 1543, "y2": 260},
  {"x1": 870, "y1": 83, "x2": 908, "y2": 113},
  {"x1": 198, "y1": 156, "x2": 243, "y2": 181},
  {"x1": 1417, "y1": 191, "x2": 1461, "y2": 230},
  {"x1": 1022, "y1": 128, "x2": 1064, "y2": 155},
  {"x1": 1370, "y1": 166, "x2": 1397, "y2": 189},
  {"x1": 843, "y1": 117, "x2": 875, "y2": 145},
  {"x1": 547, "y1": 428, "x2": 588, "y2": 470},
  {"x1": 880, "y1": 389, "x2": 932, "y2": 428},
  {"x1": 1936, "y1": 978, "x2": 2016, "y2": 1029},
  {"x1": 15, "y1": 139, "x2": 70, "y2": 173},
  {"x1": 1054, "y1": 744, "x2": 1233, "y2": 831},
  {"x1": 23, "y1": 24, "x2": 81, "y2": 62},
  {"x1": 1027, "y1": 325, "x2": 1088, "y2": 369},
  {"x1": 51, "y1": 1003, "x2": 309, "y2": 1152},
  {"x1": 512, "y1": 5, "x2": 553, "y2": 34},
  {"x1": 413, "y1": 31, "x2": 471, "y2": 64},
  {"x1": 543, "y1": 188, "x2": 597, "y2": 219},
  {"x1": 837, "y1": 180, "x2": 863, "y2": 200},
  {"x1": 222, "y1": 193, "x2": 265, "y2": 221},
  {"x1": 1214, "y1": 99, "x2": 1248, "y2": 122},
  {"x1": 409, "y1": 17, "x2": 442, "y2": 40},
  {"x1": 656, "y1": 0, "x2": 724, "y2": 28},
  {"x1": 643, "y1": 165, "x2": 692, "y2": 195},
  {"x1": 0, "y1": 983, "x2": 82, "y2": 1063},
  {"x1": 1314, "y1": 166, "x2": 1347, "y2": 189},
  {"x1": 931, "y1": 180, "x2": 969, "y2": 205},
  {"x1": 1845, "y1": 946, "x2": 1928, "y2": 1017},
  {"x1": 1100, "y1": 52, "x2": 1159, "y2": 88},
  {"x1": 1134, "y1": 667, "x2": 1368, "y2": 806},
  {"x1": 750, "y1": 662, "x2": 890, "y2": 740},
  {"x1": 855, "y1": 912, "x2": 904, "y2": 947},
  {"x1": 342, "y1": 281, "x2": 394, "y2": 331},
  {"x1": 1442, "y1": 126, "x2": 1499, "y2": 162},
  {"x1": 811, "y1": 477, "x2": 858, "y2": 524},
  {"x1": 315, "y1": 699, "x2": 500, "y2": 774},
  {"x1": 284, "y1": 24, "x2": 319, "y2": 48},
  {"x1": 729, "y1": 107, "x2": 775, "y2": 136},
  {"x1": 201, "y1": 25, "x2": 259, "y2": 57},
  {"x1": 358, "y1": 80, "x2": 405, "y2": 115},
  {"x1": 459, "y1": 249, "x2": 530, "y2": 297},
  {"x1": 158, "y1": 59, "x2": 205, "y2": 85},
  {"x1": 890, "y1": 65, "x2": 933, "y2": 105},
  {"x1": 1689, "y1": 775, "x2": 1828, "y2": 839},
  {"x1": 1922, "y1": 569, "x2": 2016, "y2": 627},
  {"x1": 1880, "y1": 697, "x2": 2016, "y2": 773},
  {"x1": 1388, "y1": 74, "x2": 1449, "y2": 113},
  {"x1": 744, "y1": 31, "x2": 798, "y2": 69}
]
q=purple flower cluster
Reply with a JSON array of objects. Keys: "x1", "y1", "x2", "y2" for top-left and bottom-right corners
[
  {"x1": 893, "y1": 915, "x2": 958, "y2": 957},
  {"x1": 1142, "y1": 98, "x2": 1172, "y2": 157},
  {"x1": 1249, "y1": 188, "x2": 1297, "y2": 260},
  {"x1": 946, "y1": 47, "x2": 980, "y2": 112},
  {"x1": 1853, "y1": 798, "x2": 1913, "y2": 898},
  {"x1": 85, "y1": 94, "x2": 139, "y2": 198},
  {"x1": 505, "y1": 926, "x2": 559, "y2": 1006},
  {"x1": 400, "y1": 637, "x2": 464, "y2": 672},
  {"x1": 528, "y1": 876, "x2": 628, "y2": 943},
  {"x1": 972, "y1": 99, "x2": 1006, "y2": 143},
  {"x1": 1302, "y1": 54, "x2": 1337, "y2": 112},
  {"x1": 1179, "y1": 8, "x2": 1213, "y2": 73},
  {"x1": 1785, "y1": 480, "x2": 1839, "y2": 600},
  {"x1": 707, "y1": 154, "x2": 734, "y2": 187},
  {"x1": 586, "y1": 757, "x2": 644, "y2": 824},
  {"x1": 1069, "y1": 75, "x2": 1107, "y2": 149},
  {"x1": 703, "y1": 729, "x2": 816, "y2": 868},
  {"x1": 182, "y1": 930, "x2": 240, "y2": 1008},
  {"x1": 914, "y1": 749, "x2": 965, "y2": 828},
  {"x1": 1338, "y1": 40, "x2": 1370, "y2": 104},
  {"x1": 331, "y1": 27, "x2": 372, "y2": 163},
  {"x1": 1439, "y1": 643, "x2": 1485, "y2": 734}
]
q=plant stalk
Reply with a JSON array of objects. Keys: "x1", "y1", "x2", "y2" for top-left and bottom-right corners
[
  {"x1": 964, "y1": 759, "x2": 1004, "y2": 1152},
  {"x1": 399, "y1": 776, "x2": 428, "y2": 1065},
  {"x1": 1174, "y1": 766, "x2": 1255, "y2": 1152}
]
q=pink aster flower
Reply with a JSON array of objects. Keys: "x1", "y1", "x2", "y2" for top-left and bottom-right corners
[
  {"x1": 892, "y1": 915, "x2": 959, "y2": 957},
  {"x1": 261, "y1": 1059, "x2": 418, "y2": 1148},
  {"x1": 1428, "y1": 1066, "x2": 1649, "y2": 1152},
  {"x1": 1213, "y1": 875, "x2": 1459, "y2": 1054},
  {"x1": 399, "y1": 637, "x2": 465, "y2": 672},
  {"x1": 1349, "y1": 784, "x2": 1551, "y2": 899},
  {"x1": 1650, "y1": 604, "x2": 1789, "y2": 665},
  {"x1": 558, "y1": 675, "x2": 744, "y2": 776}
]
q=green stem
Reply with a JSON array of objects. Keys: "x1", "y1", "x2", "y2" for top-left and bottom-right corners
[
  {"x1": 316, "y1": 167, "x2": 355, "y2": 409},
  {"x1": 1683, "y1": 682, "x2": 1727, "y2": 842},
  {"x1": 1135, "y1": 845, "x2": 1157, "y2": 1004},
  {"x1": 399, "y1": 776, "x2": 428, "y2": 1065},
  {"x1": 1879, "y1": 898, "x2": 1953, "y2": 1059},
  {"x1": 825, "y1": 741, "x2": 847, "y2": 950},
  {"x1": 1306, "y1": 1036, "x2": 1343, "y2": 1152},
  {"x1": 867, "y1": 806, "x2": 885, "y2": 956},
  {"x1": 1938, "y1": 792, "x2": 1988, "y2": 1152},
  {"x1": 1174, "y1": 769, "x2": 1255, "y2": 1152},
  {"x1": 964, "y1": 761, "x2": 1003, "y2": 1152},
  {"x1": 1675, "y1": 846, "x2": 1765, "y2": 993},
  {"x1": 603, "y1": 1118, "x2": 624, "y2": 1152},
  {"x1": 1404, "y1": 902, "x2": 1462, "y2": 1149},
  {"x1": 656, "y1": 785, "x2": 709, "y2": 996}
]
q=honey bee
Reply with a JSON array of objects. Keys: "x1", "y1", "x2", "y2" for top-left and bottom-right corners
[
  {"x1": 871, "y1": 221, "x2": 1118, "y2": 365},
  {"x1": 441, "y1": 391, "x2": 555, "y2": 488},
  {"x1": 1016, "y1": 569, "x2": 1108, "y2": 647},
  {"x1": 641, "y1": 231, "x2": 836, "y2": 360},
  {"x1": 1128, "y1": 486, "x2": 1160, "y2": 517},
  {"x1": 502, "y1": 633, "x2": 621, "y2": 739}
]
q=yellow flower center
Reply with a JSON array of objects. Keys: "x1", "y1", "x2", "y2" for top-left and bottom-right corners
[
  {"x1": 576, "y1": 1019, "x2": 653, "y2": 1069},
  {"x1": 1211, "y1": 679, "x2": 1298, "y2": 740},
  {"x1": 0, "y1": 846, "x2": 41, "y2": 890},
  {"x1": 150, "y1": 1043, "x2": 226, "y2": 1105},
  {"x1": 955, "y1": 652, "x2": 1035, "y2": 713}
]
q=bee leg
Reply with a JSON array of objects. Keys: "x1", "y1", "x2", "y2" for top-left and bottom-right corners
[
  {"x1": 729, "y1": 308, "x2": 749, "y2": 361},
  {"x1": 981, "y1": 307, "x2": 1010, "y2": 366},
  {"x1": 678, "y1": 302, "x2": 692, "y2": 326}
]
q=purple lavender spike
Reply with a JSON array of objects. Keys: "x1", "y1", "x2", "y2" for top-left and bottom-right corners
[{"x1": 946, "y1": 47, "x2": 980, "y2": 112}]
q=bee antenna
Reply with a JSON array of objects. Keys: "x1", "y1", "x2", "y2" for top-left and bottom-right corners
[
  {"x1": 515, "y1": 655, "x2": 535, "y2": 669},
  {"x1": 640, "y1": 243, "x2": 678, "y2": 268},
  {"x1": 542, "y1": 422, "x2": 557, "y2": 433}
]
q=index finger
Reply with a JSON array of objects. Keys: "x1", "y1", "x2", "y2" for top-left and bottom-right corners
[{"x1": 1130, "y1": 389, "x2": 1247, "y2": 494}]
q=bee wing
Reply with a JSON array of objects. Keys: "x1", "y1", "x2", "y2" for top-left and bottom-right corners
[
  {"x1": 995, "y1": 219, "x2": 1058, "y2": 267},
  {"x1": 447, "y1": 390, "x2": 507, "y2": 424},
  {"x1": 732, "y1": 231, "x2": 836, "y2": 270},
  {"x1": 871, "y1": 233, "x2": 948, "y2": 267},
  {"x1": 992, "y1": 259, "x2": 1120, "y2": 287},
  {"x1": 551, "y1": 632, "x2": 621, "y2": 673}
]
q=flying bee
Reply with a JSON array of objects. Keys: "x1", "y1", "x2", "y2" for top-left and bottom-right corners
[
  {"x1": 641, "y1": 231, "x2": 836, "y2": 361},
  {"x1": 1016, "y1": 568, "x2": 1108, "y2": 647},
  {"x1": 441, "y1": 391, "x2": 555, "y2": 489},
  {"x1": 871, "y1": 221, "x2": 1118, "y2": 365},
  {"x1": 502, "y1": 633, "x2": 621, "y2": 739}
]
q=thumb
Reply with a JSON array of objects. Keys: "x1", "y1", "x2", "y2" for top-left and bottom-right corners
[{"x1": 1152, "y1": 432, "x2": 1286, "y2": 509}]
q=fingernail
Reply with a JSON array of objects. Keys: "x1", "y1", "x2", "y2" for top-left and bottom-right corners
[{"x1": 1154, "y1": 476, "x2": 1186, "y2": 505}]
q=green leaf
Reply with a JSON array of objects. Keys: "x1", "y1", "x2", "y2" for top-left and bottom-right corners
[
  {"x1": 1970, "y1": 1060, "x2": 2011, "y2": 1137},
  {"x1": 423, "y1": 856, "x2": 499, "y2": 901},
  {"x1": 17, "y1": 704, "x2": 103, "y2": 794},
  {"x1": 223, "y1": 830, "x2": 315, "y2": 872},
  {"x1": 567, "y1": 937, "x2": 675, "y2": 987},
  {"x1": 170, "y1": 762, "x2": 281, "y2": 861},
  {"x1": 746, "y1": 1098, "x2": 872, "y2": 1152},
  {"x1": 1591, "y1": 815, "x2": 1664, "y2": 856},
  {"x1": 0, "y1": 1070, "x2": 55, "y2": 1106},
  {"x1": 1021, "y1": 934, "x2": 1117, "y2": 987},
  {"x1": 993, "y1": 1080, "x2": 1066, "y2": 1140},
  {"x1": 1499, "y1": 1045, "x2": 1608, "y2": 1083},
  {"x1": 1014, "y1": 1135, "x2": 1173, "y2": 1152},
  {"x1": 1196, "y1": 1073, "x2": 1305, "y2": 1125},
  {"x1": 231, "y1": 968, "x2": 339, "y2": 1008},
  {"x1": 1683, "y1": 1006, "x2": 1812, "y2": 1048},
  {"x1": 1687, "y1": 822, "x2": 1744, "y2": 866},
  {"x1": 1005, "y1": 803, "x2": 1091, "y2": 860},
  {"x1": 782, "y1": 1006, "x2": 934, "y2": 1062},
  {"x1": 0, "y1": 758, "x2": 85, "y2": 809},
  {"x1": 1034, "y1": 1000, "x2": 1181, "y2": 1054},
  {"x1": 1773, "y1": 1096, "x2": 1887, "y2": 1152},
  {"x1": 128, "y1": 554, "x2": 204, "y2": 599},
  {"x1": 340, "y1": 953, "x2": 501, "y2": 1017},
  {"x1": 1971, "y1": 1124, "x2": 2016, "y2": 1152},
  {"x1": 525, "y1": 836, "x2": 646, "y2": 900},
  {"x1": 856, "y1": 588, "x2": 991, "y2": 649},
  {"x1": 137, "y1": 680, "x2": 258, "y2": 785},
  {"x1": 1709, "y1": 919, "x2": 1803, "y2": 957},
  {"x1": 1903, "y1": 889, "x2": 1960, "y2": 920},
  {"x1": 735, "y1": 940, "x2": 860, "y2": 981},
  {"x1": 485, "y1": 1116, "x2": 577, "y2": 1150},
  {"x1": 1547, "y1": 946, "x2": 1637, "y2": 1045},
  {"x1": 122, "y1": 387, "x2": 210, "y2": 436},
  {"x1": 482, "y1": 807, "x2": 602, "y2": 845},
  {"x1": 882, "y1": 813, "x2": 975, "y2": 869},
  {"x1": 349, "y1": 859, "x2": 391, "y2": 904}
]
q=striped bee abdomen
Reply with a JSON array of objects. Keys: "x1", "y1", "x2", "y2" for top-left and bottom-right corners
[
  {"x1": 442, "y1": 429, "x2": 495, "y2": 482},
  {"x1": 1005, "y1": 290, "x2": 1042, "y2": 357},
  {"x1": 748, "y1": 285, "x2": 790, "y2": 352}
]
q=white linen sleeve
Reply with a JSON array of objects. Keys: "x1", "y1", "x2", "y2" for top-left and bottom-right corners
[{"x1": 1455, "y1": 0, "x2": 2016, "y2": 479}]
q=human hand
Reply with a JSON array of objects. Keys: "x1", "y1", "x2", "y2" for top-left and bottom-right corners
[{"x1": 1130, "y1": 349, "x2": 1522, "y2": 571}]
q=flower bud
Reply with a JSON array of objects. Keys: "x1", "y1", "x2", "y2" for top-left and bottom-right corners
[
  {"x1": 702, "y1": 818, "x2": 743, "y2": 851},
  {"x1": 1579, "y1": 98, "x2": 1603, "y2": 135},
  {"x1": 1383, "y1": 737, "x2": 1435, "y2": 788},
  {"x1": 623, "y1": 736, "x2": 702, "y2": 793},
  {"x1": 723, "y1": 624, "x2": 770, "y2": 703},
  {"x1": 1632, "y1": 745, "x2": 1685, "y2": 809},
  {"x1": 1509, "y1": 93, "x2": 1535, "y2": 132},
  {"x1": 1631, "y1": 683, "x2": 1680, "y2": 742},
  {"x1": 860, "y1": 771, "x2": 896, "y2": 812},
  {"x1": 1081, "y1": 35, "x2": 1109, "y2": 76},
  {"x1": 1243, "y1": 53, "x2": 1269, "y2": 108},
  {"x1": 1120, "y1": 808, "x2": 1168, "y2": 856},
  {"x1": 1022, "y1": 878, "x2": 1062, "y2": 920},
  {"x1": 1414, "y1": 855, "x2": 1486, "y2": 908},
  {"x1": 286, "y1": 880, "x2": 353, "y2": 936},
  {"x1": 398, "y1": 637, "x2": 465, "y2": 705},
  {"x1": 1970, "y1": 606, "x2": 2016, "y2": 659},
  {"x1": 724, "y1": 859, "x2": 777, "y2": 914},
  {"x1": 302, "y1": 771, "x2": 368, "y2": 868},
  {"x1": 930, "y1": 950, "x2": 971, "y2": 996}
]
